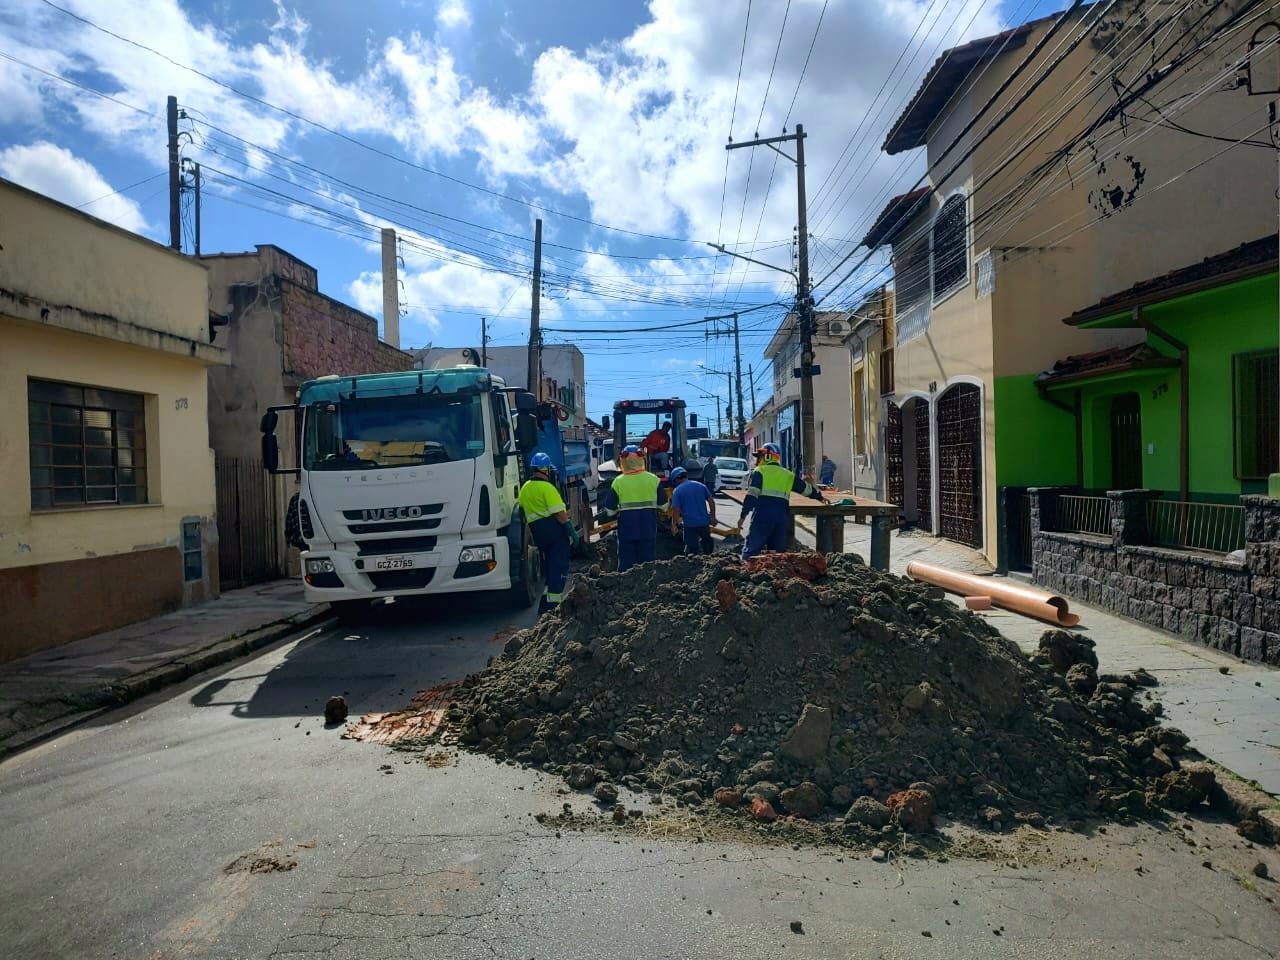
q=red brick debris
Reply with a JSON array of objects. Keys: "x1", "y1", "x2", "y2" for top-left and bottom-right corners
[
  {"x1": 742, "y1": 552, "x2": 827, "y2": 581},
  {"x1": 715, "y1": 580, "x2": 740, "y2": 613},
  {"x1": 342, "y1": 680, "x2": 460, "y2": 745},
  {"x1": 749, "y1": 797, "x2": 778, "y2": 822},
  {"x1": 885, "y1": 789, "x2": 935, "y2": 833}
]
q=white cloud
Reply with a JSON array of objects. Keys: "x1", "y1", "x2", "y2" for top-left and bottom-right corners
[
  {"x1": 436, "y1": 0, "x2": 470, "y2": 31},
  {"x1": 8, "y1": 0, "x2": 1018, "y2": 308},
  {"x1": 0, "y1": 141, "x2": 148, "y2": 233}
]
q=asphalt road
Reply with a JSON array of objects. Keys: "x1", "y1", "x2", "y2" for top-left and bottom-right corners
[{"x1": 1, "y1": 594, "x2": 1278, "y2": 959}]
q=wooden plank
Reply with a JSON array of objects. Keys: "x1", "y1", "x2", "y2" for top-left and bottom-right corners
[{"x1": 723, "y1": 488, "x2": 898, "y2": 516}]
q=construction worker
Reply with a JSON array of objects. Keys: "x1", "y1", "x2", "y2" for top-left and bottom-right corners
[
  {"x1": 597, "y1": 444, "x2": 660, "y2": 572},
  {"x1": 640, "y1": 420, "x2": 673, "y2": 470},
  {"x1": 518, "y1": 452, "x2": 580, "y2": 613},
  {"x1": 737, "y1": 442, "x2": 825, "y2": 560},
  {"x1": 669, "y1": 466, "x2": 716, "y2": 555}
]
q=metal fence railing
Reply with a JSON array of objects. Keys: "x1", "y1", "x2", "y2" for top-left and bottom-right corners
[
  {"x1": 1053, "y1": 494, "x2": 1111, "y2": 537},
  {"x1": 1016, "y1": 492, "x2": 1033, "y2": 570},
  {"x1": 1147, "y1": 500, "x2": 1245, "y2": 555}
]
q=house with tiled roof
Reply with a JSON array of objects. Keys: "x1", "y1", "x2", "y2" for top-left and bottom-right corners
[{"x1": 857, "y1": 2, "x2": 1275, "y2": 567}]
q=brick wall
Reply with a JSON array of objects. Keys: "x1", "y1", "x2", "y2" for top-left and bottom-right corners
[
  {"x1": 1031, "y1": 490, "x2": 1279, "y2": 665},
  {"x1": 280, "y1": 281, "x2": 412, "y2": 381}
]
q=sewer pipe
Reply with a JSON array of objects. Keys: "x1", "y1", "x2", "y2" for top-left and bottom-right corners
[{"x1": 905, "y1": 560, "x2": 1080, "y2": 627}]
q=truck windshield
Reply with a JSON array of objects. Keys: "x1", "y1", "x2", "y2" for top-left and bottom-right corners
[{"x1": 305, "y1": 394, "x2": 484, "y2": 470}]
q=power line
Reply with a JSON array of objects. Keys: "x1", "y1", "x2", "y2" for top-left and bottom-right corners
[
  {"x1": 0, "y1": 50, "x2": 155, "y2": 117},
  {"x1": 35, "y1": 0, "x2": 705, "y2": 246},
  {"x1": 782, "y1": 0, "x2": 829, "y2": 130}
]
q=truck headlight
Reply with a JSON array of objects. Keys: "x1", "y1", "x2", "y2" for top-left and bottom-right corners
[
  {"x1": 305, "y1": 557, "x2": 335, "y2": 574},
  {"x1": 459, "y1": 545, "x2": 495, "y2": 564}
]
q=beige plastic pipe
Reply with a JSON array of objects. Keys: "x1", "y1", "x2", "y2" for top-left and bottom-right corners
[{"x1": 906, "y1": 560, "x2": 1080, "y2": 627}]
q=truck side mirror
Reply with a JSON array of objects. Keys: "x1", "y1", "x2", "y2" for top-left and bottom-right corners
[
  {"x1": 513, "y1": 391, "x2": 537, "y2": 413},
  {"x1": 515, "y1": 412, "x2": 538, "y2": 452},
  {"x1": 262, "y1": 433, "x2": 280, "y2": 472},
  {"x1": 601, "y1": 415, "x2": 611, "y2": 433},
  {"x1": 260, "y1": 410, "x2": 278, "y2": 433}
]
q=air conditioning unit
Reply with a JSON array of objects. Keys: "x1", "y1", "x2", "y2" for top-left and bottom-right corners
[{"x1": 826, "y1": 319, "x2": 848, "y2": 337}]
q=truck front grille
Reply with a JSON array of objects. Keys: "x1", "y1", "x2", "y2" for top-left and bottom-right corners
[
  {"x1": 347, "y1": 518, "x2": 442, "y2": 534},
  {"x1": 355, "y1": 536, "x2": 438, "y2": 556},
  {"x1": 368, "y1": 569, "x2": 436, "y2": 592}
]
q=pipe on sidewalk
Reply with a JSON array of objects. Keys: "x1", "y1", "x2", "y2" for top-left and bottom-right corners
[{"x1": 906, "y1": 560, "x2": 1080, "y2": 627}]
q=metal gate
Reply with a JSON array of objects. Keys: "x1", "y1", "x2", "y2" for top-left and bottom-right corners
[
  {"x1": 914, "y1": 399, "x2": 932, "y2": 532},
  {"x1": 937, "y1": 383, "x2": 982, "y2": 547},
  {"x1": 885, "y1": 401, "x2": 903, "y2": 508},
  {"x1": 215, "y1": 456, "x2": 282, "y2": 589}
]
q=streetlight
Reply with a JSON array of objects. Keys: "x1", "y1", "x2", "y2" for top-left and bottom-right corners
[{"x1": 697, "y1": 363, "x2": 734, "y2": 437}]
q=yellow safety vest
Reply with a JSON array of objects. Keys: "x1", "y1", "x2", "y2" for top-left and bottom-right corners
[
  {"x1": 518, "y1": 478, "x2": 567, "y2": 522},
  {"x1": 757, "y1": 462, "x2": 795, "y2": 500},
  {"x1": 612, "y1": 471, "x2": 660, "y2": 511}
]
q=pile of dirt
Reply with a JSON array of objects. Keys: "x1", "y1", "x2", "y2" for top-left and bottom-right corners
[{"x1": 444, "y1": 553, "x2": 1214, "y2": 839}]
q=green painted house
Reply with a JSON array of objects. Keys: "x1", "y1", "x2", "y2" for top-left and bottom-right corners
[{"x1": 1033, "y1": 235, "x2": 1277, "y2": 506}]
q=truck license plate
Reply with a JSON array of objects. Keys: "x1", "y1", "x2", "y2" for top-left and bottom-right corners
[{"x1": 373, "y1": 555, "x2": 418, "y2": 570}]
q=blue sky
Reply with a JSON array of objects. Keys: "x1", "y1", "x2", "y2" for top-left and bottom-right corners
[{"x1": 0, "y1": 0, "x2": 1062, "y2": 426}]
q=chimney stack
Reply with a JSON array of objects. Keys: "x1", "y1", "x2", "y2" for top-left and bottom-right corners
[{"x1": 381, "y1": 227, "x2": 400, "y2": 348}]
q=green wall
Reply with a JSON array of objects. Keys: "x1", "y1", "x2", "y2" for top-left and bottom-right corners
[
  {"x1": 1148, "y1": 274, "x2": 1277, "y2": 495},
  {"x1": 1052, "y1": 273, "x2": 1276, "y2": 497},
  {"x1": 1077, "y1": 369, "x2": 1178, "y2": 491},
  {"x1": 993, "y1": 374, "x2": 1078, "y2": 486}
]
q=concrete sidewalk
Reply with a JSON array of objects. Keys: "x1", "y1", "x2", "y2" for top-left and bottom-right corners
[
  {"x1": 0, "y1": 579, "x2": 328, "y2": 757},
  {"x1": 800, "y1": 519, "x2": 1280, "y2": 796}
]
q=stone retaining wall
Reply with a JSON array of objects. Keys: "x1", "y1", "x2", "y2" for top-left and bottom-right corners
[{"x1": 1031, "y1": 490, "x2": 1279, "y2": 665}]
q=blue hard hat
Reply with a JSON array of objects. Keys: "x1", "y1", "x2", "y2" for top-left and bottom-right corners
[
  {"x1": 622, "y1": 444, "x2": 642, "y2": 455},
  {"x1": 669, "y1": 466, "x2": 687, "y2": 481},
  {"x1": 530, "y1": 452, "x2": 554, "y2": 469},
  {"x1": 756, "y1": 442, "x2": 782, "y2": 461}
]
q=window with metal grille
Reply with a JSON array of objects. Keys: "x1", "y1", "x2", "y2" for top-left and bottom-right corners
[
  {"x1": 1233, "y1": 350, "x2": 1279, "y2": 479},
  {"x1": 931, "y1": 193, "x2": 969, "y2": 302},
  {"x1": 182, "y1": 518, "x2": 203, "y2": 581},
  {"x1": 893, "y1": 236, "x2": 930, "y2": 346},
  {"x1": 975, "y1": 248, "x2": 995, "y2": 299},
  {"x1": 852, "y1": 367, "x2": 866, "y2": 456},
  {"x1": 28, "y1": 379, "x2": 148, "y2": 509}
]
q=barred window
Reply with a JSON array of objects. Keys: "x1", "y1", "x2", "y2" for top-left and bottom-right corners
[
  {"x1": 931, "y1": 193, "x2": 969, "y2": 301},
  {"x1": 28, "y1": 379, "x2": 148, "y2": 509},
  {"x1": 1234, "y1": 350, "x2": 1278, "y2": 479}
]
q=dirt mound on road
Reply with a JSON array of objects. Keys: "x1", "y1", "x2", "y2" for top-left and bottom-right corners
[{"x1": 445, "y1": 553, "x2": 1208, "y2": 838}]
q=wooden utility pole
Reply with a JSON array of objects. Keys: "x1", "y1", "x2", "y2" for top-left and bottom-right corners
[
  {"x1": 528, "y1": 218, "x2": 543, "y2": 396},
  {"x1": 481, "y1": 316, "x2": 488, "y2": 367},
  {"x1": 167, "y1": 95, "x2": 181, "y2": 251},
  {"x1": 748, "y1": 363, "x2": 757, "y2": 413},
  {"x1": 726, "y1": 123, "x2": 816, "y2": 477}
]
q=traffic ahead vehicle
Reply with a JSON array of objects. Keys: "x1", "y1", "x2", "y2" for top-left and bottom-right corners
[{"x1": 712, "y1": 456, "x2": 749, "y2": 492}]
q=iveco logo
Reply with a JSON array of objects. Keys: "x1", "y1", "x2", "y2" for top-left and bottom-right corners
[{"x1": 362, "y1": 506, "x2": 425, "y2": 521}]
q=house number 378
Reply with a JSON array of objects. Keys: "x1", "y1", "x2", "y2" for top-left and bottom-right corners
[{"x1": 174, "y1": 397, "x2": 189, "y2": 410}]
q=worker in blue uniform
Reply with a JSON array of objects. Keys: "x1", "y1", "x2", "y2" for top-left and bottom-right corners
[
  {"x1": 668, "y1": 465, "x2": 716, "y2": 555},
  {"x1": 737, "y1": 442, "x2": 824, "y2": 560},
  {"x1": 597, "y1": 444, "x2": 660, "y2": 572},
  {"x1": 517, "y1": 452, "x2": 580, "y2": 613}
]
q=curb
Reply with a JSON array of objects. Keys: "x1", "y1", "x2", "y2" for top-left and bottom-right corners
[
  {"x1": 1208, "y1": 764, "x2": 1280, "y2": 844},
  {"x1": 0, "y1": 608, "x2": 336, "y2": 761}
]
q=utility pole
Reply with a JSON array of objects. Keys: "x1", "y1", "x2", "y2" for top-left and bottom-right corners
[
  {"x1": 528, "y1": 218, "x2": 543, "y2": 397},
  {"x1": 481, "y1": 316, "x2": 488, "y2": 368},
  {"x1": 727, "y1": 123, "x2": 816, "y2": 478},
  {"x1": 166, "y1": 95, "x2": 181, "y2": 251},
  {"x1": 706, "y1": 312, "x2": 747, "y2": 444},
  {"x1": 191, "y1": 162, "x2": 201, "y2": 256},
  {"x1": 748, "y1": 364, "x2": 757, "y2": 414}
]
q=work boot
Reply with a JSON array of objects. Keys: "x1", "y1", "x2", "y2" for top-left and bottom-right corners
[{"x1": 537, "y1": 597, "x2": 554, "y2": 615}]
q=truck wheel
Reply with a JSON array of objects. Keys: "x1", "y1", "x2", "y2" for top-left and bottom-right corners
[{"x1": 508, "y1": 533, "x2": 543, "y2": 609}]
